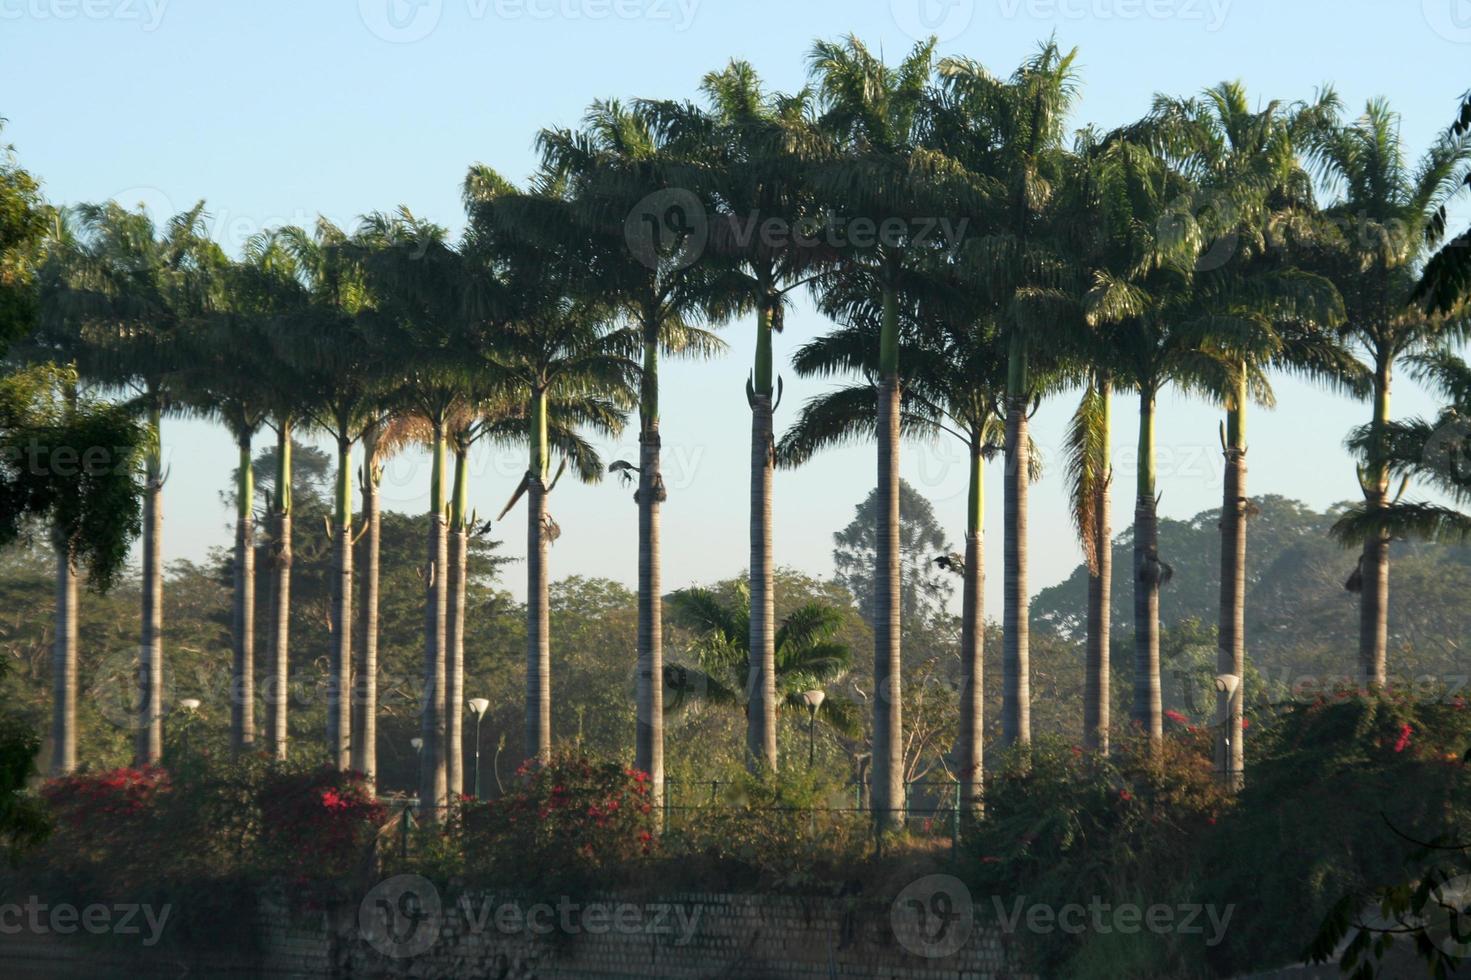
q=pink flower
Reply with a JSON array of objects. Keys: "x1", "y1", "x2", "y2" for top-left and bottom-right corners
[
  {"x1": 1165, "y1": 709, "x2": 1188, "y2": 725},
  {"x1": 1393, "y1": 723, "x2": 1413, "y2": 753}
]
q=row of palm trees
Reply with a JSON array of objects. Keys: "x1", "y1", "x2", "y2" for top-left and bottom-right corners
[{"x1": 24, "y1": 39, "x2": 1471, "y2": 831}]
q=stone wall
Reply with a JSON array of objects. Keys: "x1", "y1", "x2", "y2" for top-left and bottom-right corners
[{"x1": 1, "y1": 882, "x2": 1035, "y2": 978}]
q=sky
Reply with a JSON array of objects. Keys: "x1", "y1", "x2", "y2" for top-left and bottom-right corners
[{"x1": 3, "y1": 0, "x2": 1469, "y2": 614}]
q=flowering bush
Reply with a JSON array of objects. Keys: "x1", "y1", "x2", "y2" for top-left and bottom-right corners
[
  {"x1": 256, "y1": 767, "x2": 386, "y2": 879},
  {"x1": 455, "y1": 755, "x2": 658, "y2": 887}
]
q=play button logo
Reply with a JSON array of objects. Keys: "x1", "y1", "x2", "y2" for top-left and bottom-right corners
[
  {"x1": 891, "y1": 0, "x2": 975, "y2": 42},
  {"x1": 1425, "y1": 0, "x2": 1471, "y2": 42},
  {"x1": 360, "y1": 0, "x2": 443, "y2": 43}
]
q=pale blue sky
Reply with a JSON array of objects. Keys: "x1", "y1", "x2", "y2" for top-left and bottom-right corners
[{"x1": 3, "y1": 0, "x2": 1469, "y2": 612}]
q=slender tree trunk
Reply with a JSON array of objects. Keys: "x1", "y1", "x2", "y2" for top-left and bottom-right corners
[
  {"x1": 635, "y1": 329, "x2": 664, "y2": 809},
  {"x1": 1358, "y1": 358, "x2": 1391, "y2": 689},
  {"x1": 1133, "y1": 390, "x2": 1163, "y2": 750},
  {"x1": 232, "y1": 433, "x2": 255, "y2": 753},
  {"x1": 746, "y1": 301, "x2": 778, "y2": 772},
  {"x1": 269, "y1": 424, "x2": 293, "y2": 761},
  {"x1": 957, "y1": 439, "x2": 985, "y2": 811},
  {"x1": 446, "y1": 445, "x2": 469, "y2": 795},
  {"x1": 420, "y1": 423, "x2": 448, "y2": 820},
  {"x1": 1216, "y1": 372, "x2": 1247, "y2": 790},
  {"x1": 1084, "y1": 378, "x2": 1112, "y2": 754},
  {"x1": 1002, "y1": 340, "x2": 1031, "y2": 750},
  {"x1": 353, "y1": 444, "x2": 382, "y2": 789},
  {"x1": 872, "y1": 286, "x2": 903, "y2": 832},
  {"x1": 328, "y1": 435, "x2": 353, "y2": 770},
  {"x1": 137, "y1": 400, "x2": 164, "y2": 765},
  {"x1": 526, "y1": 389, "x2": 552, "y2": 763},
  {"x1": 50, "y1": 530, "x2": 78, "y2": 775}
]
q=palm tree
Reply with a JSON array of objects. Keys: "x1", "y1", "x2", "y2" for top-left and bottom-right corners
[
  {"x1": 1304, "y1": 96, "x2": 1471, "y2": 687},
  {"x1": 666, "y1": 583, "x2": 862, "y2": 740},
  {"x1": 276, "y1": 219, "x2": 385, "y2": 769},
  {"x1": 463, "y1": 165, "x2": 639, "y2": 765},
  {"x1": 533, "y1": 105, "x2": 725, "y2": 804},
  {"x1": 639, "y1": 61, "x2": 830, "y2": 773},
  {"x1": 937, "y1": 42, "x2": 1080, "y2": 752},
  {"x1": 38, "y1": 200, "x2": 219, "y2": 764},
  {"x1": 804, "y1": 35, "x2": 982, "y2": 828},
  {"x1": 1144, "y1": 83, "x2": 1359, "y2": 784},
  {"x1": 353, "y1": 208, "x2": 475, "y2": 818},
  {"x1": 779, "y1": 274, "x2": 1022, "y2": 810}
]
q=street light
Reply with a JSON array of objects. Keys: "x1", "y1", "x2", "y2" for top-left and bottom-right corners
[
  {"x1": 176, "y1": 699, "x2": 201, "y2": 757},
  {"x1": 1214, "y1": 674, "x2": 1242, "y2": 790},
  {"x1": 467, "y1": 699, "x2": 490, "y2": 799},
  {"x1": 410, "y1": 737, "x2": 424, "y2": 805},
  {"x1": 801, "y1": 690, "x2": 825, "y2": 768}
]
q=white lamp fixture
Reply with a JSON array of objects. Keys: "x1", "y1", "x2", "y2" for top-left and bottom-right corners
[
  {"x1": 467, "y1": 698, "x2": 490, "y2": 718},
  {"x1": 410, "y1": 737, "x2": 423, "y2": 751},
  {"x1": 1213, "y1": 674, "x2": 1240, "y2": 697},
  {"x1": 178, "y1": 698, "x2": 201, "y2": 713},
  {"x1": 801, "y1": 690, "x2": 826, "y2": 711}
]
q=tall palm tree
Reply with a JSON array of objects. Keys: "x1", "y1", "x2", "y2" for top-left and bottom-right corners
[
  {"x1": 277, "y1": 219, "x2": 385, "y2": 769},
  {"x1": 666, "y1": 583, "x2": 862, "y2": 740},
  {"x1": 638, "y1": 62, "x2": 830, "y2": 771},
  {"x1": 39, "y1": 200, "x2": 219, "y2": 763},
  {"x1": 1303, "y1": 96, "x2": 1471, "y2": 687},
  {"x1": 805, "y1": 35, "x2": 982, "y2": 829},
  {"x1": 937, "y1": 42, "x2": 1080, "y2": 752},
  {"x1": 779, "y1": 273, "x2": 1024, "y2": 811},
  {"x1": 1145, "y1": 83, "x2": 1359, "y2": 784},
  {"x1": 353, "y1": 208, "x2": 474, "y2": 818},
  {"x1": 463, "y1": 165, "x2": 639, "y2": 765},
  {"x1": 533, "y1": 106, "x2": 724, "y2": 804}
]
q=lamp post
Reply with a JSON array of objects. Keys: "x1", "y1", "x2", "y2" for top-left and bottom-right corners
[
  {"x1": 177, "y1": 699, "x2": 200, "y2": 758},
  {"x1": 800, "y1": 690, "x2": 825, "y2": 769},
  {"x1": 467, "y1": 698, "x2": 490, "y2": 799},
  {"x1": 410, "y1": 737, "x2": 424, "y2": 806}
]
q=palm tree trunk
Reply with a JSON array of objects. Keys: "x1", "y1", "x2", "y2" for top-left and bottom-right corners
[
  {"x1": 1002, "y1": 340, "x2": 1031, "y2": 750},
  {"x1": 746, "y1": 301, "x2": 778, "y2": 773},
  {"x1": 525, "y1": 412, "x2": 551, "y2": 764},
  {"x1": 873, "y1": 286, "x2": 903, "y2": 832},
  {"x1": 328, "y1": 435, "x2": 353, "y2": 770},
  {"x1": 1217, "y1": 373, "x2": 1247, "y2": 789},
  {"x1": 1132, "y1": 389, "x2": 1163, "y2": 750},
  {"x1": 269, "y1": 424, "x2": 293, "y2": 761},
  {"x1": 353, "y1": 445, "x2": 382, "y2": 789},
  {"x1": 420, "y1": 423, "x2": 448, "y2": 821},
  {"x1": 957, "y1": 438, "x2": 985, "y2": 811},
  {"x1": 635, "y1": 329, "x2": 664, "y2": 808},
  {"x1": 137, "y1": 399, "x2": 164, "y2": 765},
  {"x1": 1358, "y1": 358, "x2": 1391, "y2": 689},
  {"x1": 232, "y1": 433, "x2": 255, "y2": 753},
  {"x1": 1084, "y1": 377, "x2": 1112, "y2": 754},
  {"x1": 50, "y1": 529, "x2": 78, "y2": 775},
  {"x1": 446, "y1": 445, "x2": 469, "y2": 795}
]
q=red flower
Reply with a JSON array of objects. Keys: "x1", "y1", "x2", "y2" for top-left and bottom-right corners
[
  {"x1": 1119, "y1": 789, "x2": 1133, "y2": 802},
  {"x1": 1393, "y1": 723, "x2": 1413, "y2": 753},
  {"x1": 1165, "y1": 709, "x2": 1188, "y2": 725}
]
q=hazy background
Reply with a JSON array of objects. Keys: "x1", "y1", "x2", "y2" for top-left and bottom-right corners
[{"x1": 3, "y1": 0, "x2": 1468, "y2": 610}]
